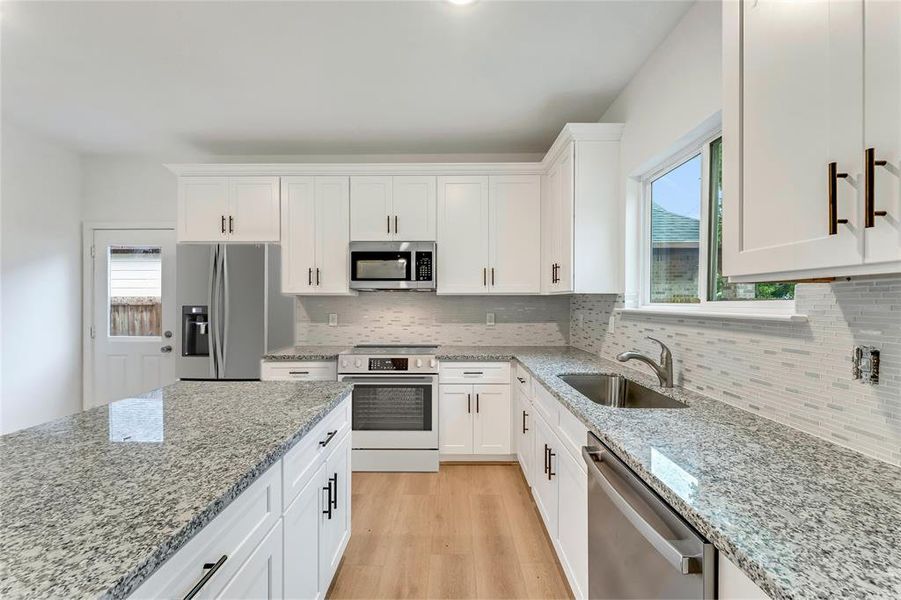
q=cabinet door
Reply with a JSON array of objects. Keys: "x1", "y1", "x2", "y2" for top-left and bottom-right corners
[
  {"x1": 540, "y1": 168, "x2": 559, "y2": 293},
  {"x1": 723, "y1": 0, "x2": 863, "y2": 277},
  {"x1": 531, "y1": 413, "x2": 559, "y2": 537},
  {"x1": 350, "y1": 176, "x2": 392, "y2": 241},
  {"x1": 315, "y1": 177, "x2": 351, "y2": 295},
  {"x1": 281, "y1": 177, "x2": 317, "y2": 294},
  {"x1": 229, "y1": 177, "x2": 281, "y2": 242},
  {"x1": 215, "y1": 520, "x2": 284, "y2": 600},
  {"x1": 320, "y1": 433, "x2": 351, "y2": 592},
  {"x1": 555, "y1": 148, "x2": 574, "y2": 292},
  {"x1": 556, "y1": 446, "x2": 588, "y2": 599},
  {"x1": 178, "y1": 177, "x2": 229, "y2": 242},
  {"x1": 439, "y1": 385, "x2": 473, "y2": 454},
  {"x1": 473, "y1": 385, "x2": 511, "y2": 454},
  {"x1": 393, "y1": 176, "x2": 437, "y2": 241},
  {"x1": 489, "y1": 175, "x2": 541, "y2": 294},
  {"x1": 863, "y1": 0, "x2": 901, "y2": 264},
  {"x1": 516, "y1": 393, "x2": 533, "y2": 487},
  {"x1": 437, "y1": 176, "x2": 490, "y2": 294},
  {"x1": 284, "y1": 464, "x2": 325, "y2": 600}
]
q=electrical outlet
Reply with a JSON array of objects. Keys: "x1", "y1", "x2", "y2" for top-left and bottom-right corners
[
  {"x1": 486, "y1": 312, "x2": 495, "y2": 326},
  {"x1": 328, "y1": 313, "x2": 338, "y2": 327}
]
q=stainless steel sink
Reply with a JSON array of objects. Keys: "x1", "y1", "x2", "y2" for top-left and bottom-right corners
[{"x1": 558, "y1": 374, "x2": 687, "y2": 409}]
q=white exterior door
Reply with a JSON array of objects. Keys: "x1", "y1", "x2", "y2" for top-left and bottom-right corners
[
  {"x1": 723, "y1": 0, "x2": 864, "y2": 277},
  {"x1": 315, "y1": 177, "x2": 350, "y2": 294},
  {"x1": 863, "y1": 0, "x2": 901, "y2": 265},
  {"x1": 439, "y1": 385, "x2": 473, "y2": 454},
  {"x1": 473, "y1": 384, "x2": 511, "y2": 454},
  {"x1": 489, "y1": 175, "x2": 541, "y2": 294},
  {"x1": 393, "y1": 176, "x2": 437, "y2": 241},
  {"x1": 177, "y1": 177, "x2": 228, "y2": 242},
  {"x1": 228, "y1": 177, "x2": 280, "y2": 242},
  {"x1": 281, "y1": 177, "x2": 317, "y2": 294},
  {"x1": 91, "y1": 229, "x2": 176, "y2": 408},
  {"x1": 350, "y1": 176, "x2": 393, "y2": 241},
  {"x1": 437, "y1": 176, "x2": 490, "y2": 294}
]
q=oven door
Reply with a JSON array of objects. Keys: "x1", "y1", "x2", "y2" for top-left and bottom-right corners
[
  {"x1": 349, "y1": 250, "x2": 413, "y2": 290},
  {"x1": 341, "y1": 375, "x2": 438, "y2": 449}
]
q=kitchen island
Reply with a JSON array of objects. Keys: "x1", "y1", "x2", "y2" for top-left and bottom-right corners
[{"x1": 0, "y1": 380, "x2": 352, "y2": 599}]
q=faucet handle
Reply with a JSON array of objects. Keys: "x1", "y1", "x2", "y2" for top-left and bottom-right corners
[{"x1": 646, "y1": 336, "x2": 671, "y2": 361}]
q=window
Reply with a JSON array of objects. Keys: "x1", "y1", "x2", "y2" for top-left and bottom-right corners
[
  {"x1": 643, "y1": 134, "x2": 795, "y2": 309},
  {"x1": 108, "y1": 246, "x2": 162, "y2": 337}
]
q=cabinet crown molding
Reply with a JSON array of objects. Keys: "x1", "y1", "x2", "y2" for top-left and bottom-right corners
[{"x1": 164, "y1": 123, "x2": 624, "y2": 177}]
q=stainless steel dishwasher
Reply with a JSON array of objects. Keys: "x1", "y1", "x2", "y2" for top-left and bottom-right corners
[{"x1": 582, "y1": 432, "x2": 715, "y2": 599}]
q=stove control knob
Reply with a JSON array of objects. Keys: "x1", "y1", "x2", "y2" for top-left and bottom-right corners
[
  {"x1": 415, "y1": 359, "x2": 422, "y2": 368},
  {"x1": 354, "y1": 359, "x2": 363, "y2": 368},
  {"x1": 430, "y1": 359, "x2": 437, "y2": 368},
  {"x1": 341, "y1": 359, "x2": 348, "y2": 367}
]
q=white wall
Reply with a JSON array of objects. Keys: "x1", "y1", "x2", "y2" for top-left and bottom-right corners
[
  {"x1": 82, "y1": 156, "x2": 177, "y2": 223},
  {"x1": 1, "y1": 120, "x2": 84, "y2": 433},
  {"x1": 600, "y1": 0, "x2": 723, "y2": 303}
]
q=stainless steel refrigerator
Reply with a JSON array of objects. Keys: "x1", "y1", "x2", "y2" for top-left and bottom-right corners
[{"x1": 176, "y1": 244, "x2": 295, "y2": 380}]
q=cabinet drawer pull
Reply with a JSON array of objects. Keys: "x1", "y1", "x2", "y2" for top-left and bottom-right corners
[
  {"x1": 323, "y1": 483, "x2": 333, "y2": 519},
  {"x1": 548, "y1": 448, "x2": 556, "y2": 480},
  {"x1": 319, "y1": 429, "x2": 338, "y2": 447},
  {"x1": 828, "y1": 162, "x2": 850, "y2": 235},
  {"x1": 183, "y1": 555, "x2": 227, "y2": 600},
  {"x1": 865, "y1": 148, "x2": 889, "y2": 228},
  {"x1": 289, "y1": 371, "x2": 310, "y2": 376},
  {"x1": 463, "y1": 371, "x2": 484, "y2": 376},
  {"x1": 330, "y1": 473, "x2": 338, "y2": 510},
  {"x1": 522, "y1": 410, "x2": 529, "y2": 433},
  {"x1": 544, "y1": 444, "x2": 550, "y2": 474},
  {"x1": 517, "y1": 376, "x2": 526, "y2": 384}
]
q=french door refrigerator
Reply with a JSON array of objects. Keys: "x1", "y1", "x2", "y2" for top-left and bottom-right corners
[{"x1": 176, "y1": 244, "x2": 293, "y2": 380}]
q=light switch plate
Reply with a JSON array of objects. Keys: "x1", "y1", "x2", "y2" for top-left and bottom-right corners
[
  {"x1": 486, "y1": 312, "x2": 495, "y2": 326},
  {"x1": 328, "y1": 313, "x2": 338, "y2": 327}
]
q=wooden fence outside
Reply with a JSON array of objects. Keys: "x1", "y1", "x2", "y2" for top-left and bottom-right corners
[{"x1": 110, "y1": 297, "x2": 162, "y2": 337}]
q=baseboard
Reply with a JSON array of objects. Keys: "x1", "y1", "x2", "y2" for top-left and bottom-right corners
[{"x1": 439, "y1": 453, "x2": 517, "y2": 463}]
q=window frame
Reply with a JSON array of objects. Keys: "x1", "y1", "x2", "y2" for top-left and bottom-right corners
[{"x1": 637, "y1": 130, "x2": 797, "y2": 317}]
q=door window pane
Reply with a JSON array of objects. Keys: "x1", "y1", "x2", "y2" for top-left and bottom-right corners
[
  {"x1": 650, "y1": 155, "x2": 701, "y2": 303},
  {"x1": 707, "y1": 138, "x2": 795, "y2": 301},
  {"x1": 108, "y1": 246, "x2": 162, "y2": 337}
]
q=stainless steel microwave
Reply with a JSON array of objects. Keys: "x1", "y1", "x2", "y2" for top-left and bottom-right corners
[{"x1": 349, "y1": 241, "x2": 435, "y2": 290}]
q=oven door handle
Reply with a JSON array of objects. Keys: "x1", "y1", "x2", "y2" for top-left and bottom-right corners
[{"x1": 339, "y1": 376, "x2": 436, "y2": 384}]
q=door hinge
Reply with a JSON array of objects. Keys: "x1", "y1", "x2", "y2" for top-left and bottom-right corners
[
  {"x1": 89, "y1": 326, "x2": 96, "y2": 339},
  {"x1": 90, "y1": 245, "x2": 96, "y2": 258}
]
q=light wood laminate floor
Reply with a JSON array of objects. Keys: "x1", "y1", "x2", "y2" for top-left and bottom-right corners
[{"x1": 328, "y1": 464, "x2": 573, "y2": 600}]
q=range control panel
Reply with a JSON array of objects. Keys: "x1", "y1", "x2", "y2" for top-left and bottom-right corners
[
  {"x1": 369, "y1": 358, "x2": 409, "y2": 371},
  {"x1": 338, "y1": 353, "x2": 438, "y2": 374}
]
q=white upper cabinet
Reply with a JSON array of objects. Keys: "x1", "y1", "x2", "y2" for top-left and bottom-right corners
[
  {"x1": 863, "y1": 0, "x2": 901, "y2": 265},
  {"x1": 437, "y1": 176, "x2": 491, "y2": 293},
  {"x1": 177, "y1": 176, "x2": 280, "y2": 243},
  {"x1": 350, "y1": 175, "x2": 436, "y2": 241},
  {"x1": 437, "y1": 175, "x2": 542, "y2": 294},
  {"x1": 281, "y1": 176, "x2": 351, "y2": 295},
  {"x1": 723, "y1": 0, "x2": 900, "y2": 281},
  {"x1": 541, "y1": 132, "x2": 622, "y2": 294},
  {"x1": 489, "y1": 175, "x2": 541, "y2": 294}
]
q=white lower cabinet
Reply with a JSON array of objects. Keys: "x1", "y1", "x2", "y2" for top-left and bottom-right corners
[
  {"x1": 217, "y1": 520, "x2": 284, "y2": 599},
  {"x1": 718, "y1": 554, "x2": 770, "y2": 599},
  {"x1": 438, "y1": 383, "x2": 510, "y2": 456},
  {"x1": 130, "y1": 399, "x2": 351, "y2": 600},
  {"x1": 556, "y1": 442, "x2": 588, "y2": 600},
  {"x1": 514, "y1": 385, "x2": 533, "y2": 488},
  {"x1": 531, "y1": 411, "x2": 559, "y2": 536},
  {"x1": 260, "y1": 360, "x2": 337, "y2": 382}
]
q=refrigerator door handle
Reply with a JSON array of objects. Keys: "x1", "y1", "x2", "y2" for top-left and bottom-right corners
[
  {"x1": 207, "y1": 246, "x2": 218, "y2": 379},
  {"x1": 221, "y1": 245, "x2": 229, "y2": 376}
]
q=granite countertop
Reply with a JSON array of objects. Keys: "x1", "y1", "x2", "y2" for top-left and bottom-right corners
[
  {"x1": 0, "y1": 380, "x2": 352, "y2": 600},
  {"x1": 439, "y1": 346, "x2": 901, "y2": 600},
  {"x1": 263, "y1": 345, "x2": 350, "y2": 361}
]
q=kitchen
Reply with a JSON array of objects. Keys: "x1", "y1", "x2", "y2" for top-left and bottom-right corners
[{"x1": 1, "y1": 1, "x2": 899, "y2": 600}]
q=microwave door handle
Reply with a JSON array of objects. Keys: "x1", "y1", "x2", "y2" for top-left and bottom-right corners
[{"x1": 582, "y1": 446, "x2": 702, "y2": 575}]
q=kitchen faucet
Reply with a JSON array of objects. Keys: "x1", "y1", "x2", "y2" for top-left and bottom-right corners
[{"x1": 616, "y1": 337, "x2": 674, "y2": 388}]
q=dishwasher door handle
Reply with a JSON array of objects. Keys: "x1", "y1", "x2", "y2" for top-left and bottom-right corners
[{"x1": 582, "y1": 446, "x2": 702, "y2": 575}]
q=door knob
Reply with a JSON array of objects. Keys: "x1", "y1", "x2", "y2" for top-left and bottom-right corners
[{"x1": 160, "y1": 345, "x2": 173, "y2": 353}]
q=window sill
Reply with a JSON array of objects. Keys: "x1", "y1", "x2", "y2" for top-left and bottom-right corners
[{"x1": 615, "y1": 306, "x2": 808, "y2": 323}]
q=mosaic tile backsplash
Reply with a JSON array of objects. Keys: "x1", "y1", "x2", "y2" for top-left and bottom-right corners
[
  {"x1": 295, "y1": 293, "x2": 571, "y2": 346},
  {"x1": 569, "y1": 276, "x2": 901, "y2": 465}
]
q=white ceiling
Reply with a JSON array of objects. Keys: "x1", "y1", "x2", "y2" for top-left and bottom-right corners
[{"x1": 1, "y1": 1, "x2": 692, "y2": 158}]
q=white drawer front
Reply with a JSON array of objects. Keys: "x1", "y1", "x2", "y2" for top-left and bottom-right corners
[
  {"x1": 513, "y1": 362, "x2": 532, "y2": 398},
  {"x1": 439, "y1": 362, "x2": 511, "y2": 384},
  {"x1": 282, "y1": 397, "x2": 350, "y2": 508},
  {"x1": 557, "y1": 405, "x2": 588, "y2": 470},
  {"x1": 261, "y1": 360, "x2": 337, "y2": 381},
  {"x1": 531, "y1": 380, "x2": 560, "y2": 427},
  {"x1": 130, "y1": 464, "x2": 282, "y2": 599}
]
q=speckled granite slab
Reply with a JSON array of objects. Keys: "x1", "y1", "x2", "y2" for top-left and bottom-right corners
[
  {"x1": 441, "y1": 346, "x2": 901, "y2": 600},
  {"x1": 0, "y1": 380, "x2": 351, "y2": 600},
  {"x1": 262, "y1": 345, "x2": 349, "y2": 360}
]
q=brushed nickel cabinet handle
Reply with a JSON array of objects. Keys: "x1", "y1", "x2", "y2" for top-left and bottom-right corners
[
  {"x1": 865, "y1": 148, "x2": 889, "y2": 228},
  {"x1": 828, "y1": 162, "x2": 849, "y2": 235}
]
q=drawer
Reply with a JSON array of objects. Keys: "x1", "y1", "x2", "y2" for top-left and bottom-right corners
[
  {"x1": 282, "y1": 397, "x2": 350, "y2": 508},
  {"x1": 513, "y1": 363, "x2": 532, "y2": 398},
  {"x1": 439, "y1": 362, "x2": 511, "y2": 384},
  {"x1": 557, "y1": 404, "x2": 589, "y2": 470},
  {"x1": 131, "y1": 463, "x2": 282, "y2": 599},
  {"x1": 531, "y1": 380, "x2": 560, "y2": 427},
  {"x1": 260, "y1": 360, "x2": 337, "y2": 382}
]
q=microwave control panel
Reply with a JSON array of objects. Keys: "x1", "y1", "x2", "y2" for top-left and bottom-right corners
[{"x1": 415, "y1": 252, "x2": 433, "y2": 281}]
